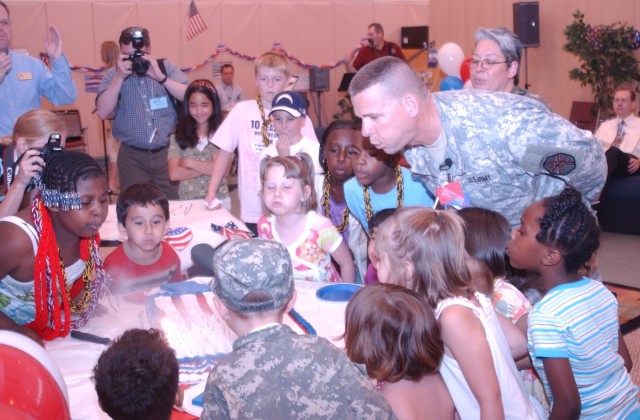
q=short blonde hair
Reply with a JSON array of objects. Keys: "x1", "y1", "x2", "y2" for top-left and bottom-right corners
[
  {"x1": 12, "y1": 110, "x2": 66, "y2": 147},
  {"x1": 259, "y1": 153, "x2": 317, "y2": 216},
  {"x1": 254, "y1": 51, "x2": 290, "y2": 78}
]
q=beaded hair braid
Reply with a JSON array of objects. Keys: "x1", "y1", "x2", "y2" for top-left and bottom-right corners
[
  {"x1": 363, "y1": 165, "x2": 404, "y2": 235},
  {"x1": 257, "y1": 95, "x2": 272, "y2": 147},
  {"x1": 321, "y1": 173, "x2": 350, "y2": 233},
  {"x1": 27, "y1": 151, "x2": 108, "y2": 340}
]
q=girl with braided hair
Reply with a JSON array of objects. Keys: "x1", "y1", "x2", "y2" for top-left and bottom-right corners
[
  {"x1": 344, "y1": 134, "x2": 434, "y2": 234},
  {"x1": 317, "y1": 120, "x2": 367, "y2": 282},
  {"x1": 507, "y1": 186, "x2": 639, "y2": 419},
  {"x1": 0, "y1": 151, "x2": 109, "y2": 342}
]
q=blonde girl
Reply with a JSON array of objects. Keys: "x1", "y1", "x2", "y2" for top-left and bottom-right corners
[
  {"x1": 258, "y1": 153, "x2": 355, "y2": 283},
  {"x1": 374, "y1": 207, "x2": 543, "y2": 419}
]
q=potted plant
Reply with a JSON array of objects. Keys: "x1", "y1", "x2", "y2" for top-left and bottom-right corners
[{"x1": 563, "y1": 11, "x2": 640, "y2": 117}]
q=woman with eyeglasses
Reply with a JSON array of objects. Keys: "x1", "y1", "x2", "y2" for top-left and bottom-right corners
[{"x1": 470, "y1": 27, "x2": 549, "y2": 108}]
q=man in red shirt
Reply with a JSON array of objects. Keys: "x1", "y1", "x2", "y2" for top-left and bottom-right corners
[{"x1": 352, "y1": 23, "x2": 406, "y2": 71}]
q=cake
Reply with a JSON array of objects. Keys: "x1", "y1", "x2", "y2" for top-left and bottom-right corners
[
  {"x1": 147, "y1": 283, "x2": 236, "y2": 384},
  {"x1": 147, "y1": 280, "x2": 317, "y2": 384}
]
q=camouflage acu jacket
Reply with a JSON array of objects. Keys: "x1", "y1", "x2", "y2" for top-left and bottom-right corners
[
  {"x1": 405, "y1": 90, "x2": 606, "y2": 227},
  {"x1": 201, "y1": 324, "x2": 396, "y2": 419}
]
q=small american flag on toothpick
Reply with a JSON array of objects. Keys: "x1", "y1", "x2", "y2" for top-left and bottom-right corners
[{"x1": 186, "y1": 0, "x2": 207, "y2": 41}]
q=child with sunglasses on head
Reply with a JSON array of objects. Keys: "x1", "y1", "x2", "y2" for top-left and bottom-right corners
[
  {"x1": 344, "y1": 135, "x2": 433, "y2": 234},
  {"x1": 168, "y1": 79, "x2": 230, "y2": 208},
  {"x1": 507, "y1": 186, "x2": 639, "y2": 419},
  {"x1": 345, "y1": 283, "x2": 456, "y2": 420},
  {"x1": 258, "y1": 153, "x2": 355, "y2": 283},
  {"x1": 317, "y1": 120, "x2": 367, "y2": 281}
]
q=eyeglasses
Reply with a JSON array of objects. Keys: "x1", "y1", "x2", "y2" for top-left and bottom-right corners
[
  {"x1": 613, "y1": 98, "x2": 631, "y2": 104},
  {"x1": 470, "y1": 58, "x2": 508, "y2": 69},
  {"x1": 0, "y1": 19, "x2": 11, "y2": 27}
]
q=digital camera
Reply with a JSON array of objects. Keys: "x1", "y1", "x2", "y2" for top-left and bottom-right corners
[
  {"x1": 39, "y1": 133, "x2": 64, "y2": 162},
  {"x1": 13, "y1": 133, "x2": 65, "y2": 191},
  {"x1": 127, "y1": 28, "x2": 150, "y2": 76}
]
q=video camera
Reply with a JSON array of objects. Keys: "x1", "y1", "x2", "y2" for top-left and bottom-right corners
[{"x1": 127, "y1": 28, "x2": 150, "y2": 76}]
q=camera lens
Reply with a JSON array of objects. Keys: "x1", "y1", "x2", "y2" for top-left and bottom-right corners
[{"x1": 129, "y1": 51, "x2": 149, "y2": 76}]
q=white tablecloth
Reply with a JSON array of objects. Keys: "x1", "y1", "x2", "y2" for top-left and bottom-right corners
[
  {"x1": 46, "y1": 279, "x2": 352, "y2": 419},
  {"x1": 99, "y1": 199, "x2": 248, "y2": 272}
]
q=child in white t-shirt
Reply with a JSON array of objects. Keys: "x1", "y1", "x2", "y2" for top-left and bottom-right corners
[{"x1": 204, "y1": 53, "x2": 317, "y2": 234}]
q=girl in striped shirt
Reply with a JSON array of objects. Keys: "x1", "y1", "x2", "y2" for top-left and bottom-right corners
[{"x1": 507, "y1": 186, "x2": 639, "y2": 419}]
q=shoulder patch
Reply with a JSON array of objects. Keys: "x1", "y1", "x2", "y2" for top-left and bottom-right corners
[{"x1": 542, "y1": 153, "x2": 576, "y2": 175}]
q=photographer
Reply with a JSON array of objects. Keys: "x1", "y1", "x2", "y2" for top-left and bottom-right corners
[
  {"x1": 350, "y1": 23, "x2": 405, "y2": 71},
  {"x1": 0, "y1": 110, "x2": 66, "y2": 218},
  {"x1": 96, "y1": 27, "x2": 187, "y2": 199}
]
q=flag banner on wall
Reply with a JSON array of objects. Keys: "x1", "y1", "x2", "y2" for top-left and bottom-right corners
[
  {"x1": 84, "y1": 74, "x2": 104, "y2": 93},
  {"x1": 187, "y1": 0, "x2": 207, "y2": 41}
]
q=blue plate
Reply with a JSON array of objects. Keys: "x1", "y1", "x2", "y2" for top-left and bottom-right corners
[
  {"x1": 316, "y1": 284, "x2": 363, "y2": 302},
  {"x1": 192, "y1": 392, "x2": 204, "y2": 407}
]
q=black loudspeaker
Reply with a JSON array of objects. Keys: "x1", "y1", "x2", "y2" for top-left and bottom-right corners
[
  {"x1": 309, "y1": 67, "x2": 329, "y2": 92},
  {"x1": 401, "y1": 26, "x2": 429, "y2": 49},
  {"x1": 513, "y1": 2, "x2": 540, "y2": 47}
]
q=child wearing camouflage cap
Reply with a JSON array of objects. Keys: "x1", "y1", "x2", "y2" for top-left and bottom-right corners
[{"x1": 201, "y1": 238, "x2": 395, "y2": 419}]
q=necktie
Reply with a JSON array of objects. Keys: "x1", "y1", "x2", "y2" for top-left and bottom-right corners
[{"x1": 611, "y1": 120, "x2": 626, "y2": 148}]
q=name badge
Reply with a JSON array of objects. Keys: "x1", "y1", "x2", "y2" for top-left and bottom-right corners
[
  {"x1": 18, "y1": 72, "x2": 33, "y2": 81},
  {"x1": 150, "y1": 97, "x2": 169, "y2": 110}
]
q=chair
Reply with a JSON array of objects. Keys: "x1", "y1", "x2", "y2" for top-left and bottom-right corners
[
  {"x1": 568, "y1": 101, "x2": 599, "y2": 133},
  {"x1": 53, "y1": 109, "x2": 87, "y2": 153},
  {"x1": 596, "y1": 177, "x2": 640, "y2": 236}
]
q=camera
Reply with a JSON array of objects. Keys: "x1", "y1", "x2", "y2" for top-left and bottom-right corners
[
  {"x1": 39, "y1": 133, "x2": 64, "y2": 162},
  {"x1": 127, "y1": 28, "x2": 150, "y2": 76},
  {"x1": 13, "y1": 133, "x2": 65, "y2": 191}
]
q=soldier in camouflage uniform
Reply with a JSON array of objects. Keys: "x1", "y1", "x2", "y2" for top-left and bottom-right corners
[
  {"x1": 201, "y1": 239, "x2": 396, "y2": 420},
  {"x1": 349, "y1": 56, "x2": 606, "y2": 227}
]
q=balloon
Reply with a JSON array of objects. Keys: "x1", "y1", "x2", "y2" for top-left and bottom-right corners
[
  {"x1": 460, "y1": 56, "x2": 472, "y2": 83},
  {"x1": 438, "y1": 43, "x2": 465, "y2": 77},
  {"x1": 0, "y1": 331, "x2": 70, "y2": 419},
  {"x1": 440, "y1": 76, "x2": 464, "y2": 91}
]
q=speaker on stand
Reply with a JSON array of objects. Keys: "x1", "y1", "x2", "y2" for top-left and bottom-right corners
[
  {"x1": 309, "y1": 67, "x2": 330, "y2": 128},
  {"x1": 513, "y1": 1, "x2": 540, "y2": 91}
]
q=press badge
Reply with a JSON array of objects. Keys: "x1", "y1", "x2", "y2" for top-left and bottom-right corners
[
  {"x1": 18, "y1": 72, "x2": 33, "y2": 81},
  {"x1": 150, "y1": 96, "x2": 168, "y2": 110}
]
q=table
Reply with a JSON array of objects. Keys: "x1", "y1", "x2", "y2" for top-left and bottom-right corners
[
  {"x1": 46, "y1": 279, "x2": 352, "y2": 419},
  {"x1": 99, "y1": 199, "x2": 248, "y2": 273}
]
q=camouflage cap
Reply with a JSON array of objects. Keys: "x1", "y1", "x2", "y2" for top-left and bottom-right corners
[{"x1": 211, "y1": 239, "x2": 294, "y2": 313}]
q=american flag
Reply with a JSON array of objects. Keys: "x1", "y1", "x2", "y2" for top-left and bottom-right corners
[
  {"x1": 84, "y1": 74, "x2": 104, "y2": 93},
  {"x1": 164, "y1": 227, "x2": 194, "y2": 252},
  {"x1": 187, "y1": 0, "x2": 207, "y2": 41},
  {"x1": 211, "y1": 221, "x2": 254, "y2": 240}
]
